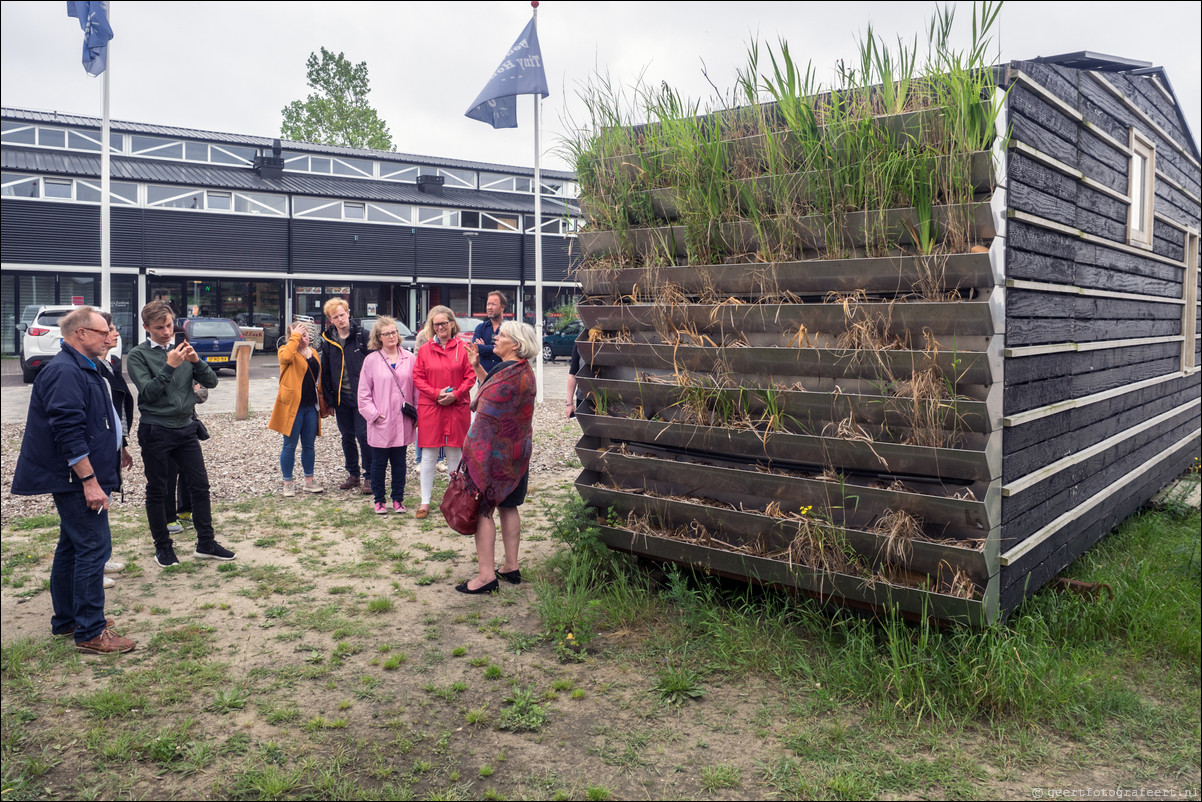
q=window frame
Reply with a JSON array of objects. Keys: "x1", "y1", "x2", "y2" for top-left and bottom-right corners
[{"x1": 1127, "y1": 129, "x2": 1156, "y2": 250}]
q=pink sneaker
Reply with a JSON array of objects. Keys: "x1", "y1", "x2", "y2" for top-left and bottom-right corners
[
  {"x1": 374, "y1": 502, "x2": 387, "y2": 515},
  {"x1": 392, "y1": 500, "x2": 406, "y2": 513}
]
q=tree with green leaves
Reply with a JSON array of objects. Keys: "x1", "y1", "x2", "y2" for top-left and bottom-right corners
[{"x1": 281, "y1": 47, "x2": 394, "y2": 151}]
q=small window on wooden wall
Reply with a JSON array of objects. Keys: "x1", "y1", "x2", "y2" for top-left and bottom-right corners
[
  {"x1": 1184, "y1": 231, "x2": 1199, "y2": 371},
  {"x1": 1127, "y1": 130, "x2": 1155, "y2": 249}
]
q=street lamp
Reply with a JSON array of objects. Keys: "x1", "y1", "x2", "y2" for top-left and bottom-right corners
[{"x1": 463, "y1": 232, "x2": 478, "y2": 318}]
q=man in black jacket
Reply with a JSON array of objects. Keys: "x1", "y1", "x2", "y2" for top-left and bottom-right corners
[
  {"x1": 321, "y1": 298, "x2": 373, "y2": 494},
  {"x1": 11, "y1": 306, "x2": 135, "y2": 655}
]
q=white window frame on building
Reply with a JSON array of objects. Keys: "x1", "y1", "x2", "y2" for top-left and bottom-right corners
[
  {"x1": 1184, "y1": 231, "x2": 1199, "y2": 371},
  {"x1": 1127, "y1": 129, "x2": 1156, "y2": 250}
]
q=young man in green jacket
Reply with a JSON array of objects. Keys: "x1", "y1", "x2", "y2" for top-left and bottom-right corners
[{"x1": 126, "y1": 301, "x2": 235, "y2": 567}]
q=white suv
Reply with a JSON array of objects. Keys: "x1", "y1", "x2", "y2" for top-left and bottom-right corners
[{"x1": 18, "y1": 305, "x2": 122, "y2": 383}]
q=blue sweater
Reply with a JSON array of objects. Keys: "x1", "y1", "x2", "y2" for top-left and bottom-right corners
[{"x1": 472, "y1": 319, "x2": 503, "y2": 374}]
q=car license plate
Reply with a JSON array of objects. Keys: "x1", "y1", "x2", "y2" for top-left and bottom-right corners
[{"x1": 207, "y1": 356, "x2": 228, "y2": 363}]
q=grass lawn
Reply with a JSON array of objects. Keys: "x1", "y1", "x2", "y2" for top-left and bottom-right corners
[{"x1": 2, "y1": 471, "x2": 1199, "y2": 800}]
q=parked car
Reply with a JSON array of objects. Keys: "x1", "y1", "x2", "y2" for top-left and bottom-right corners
[
  {"x1": 358, "y1": 317, "x2": 418, "y2": 352},
  {"x1": 18, "y1": 304, "x2": 122, "y2": 383},
  {"x1": 542, "y1": 319, "x2": 583, "y2": 362},
  {"x1": 175, "y1": 317, "x2": 244, "y2": 372},
  {"x1": 455, "y1": 317, "x2": 483, "y2": 345}
]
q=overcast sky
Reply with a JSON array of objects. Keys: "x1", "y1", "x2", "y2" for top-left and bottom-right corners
[{"x1": 2, "y1": 1, "x2": 1199, "y2": 173}]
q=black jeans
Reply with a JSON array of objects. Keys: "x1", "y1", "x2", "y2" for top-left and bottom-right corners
[
  {"x1": 164, "y1": 460, "x2": 192, "y2": 515},
  {"x1": 372, "y1": 445, "x2": 407, "y2": 504},
  {"x1": 333, "y1": 401, "x2": 372, "y2": 478},
  {"x1": 138, "y1": 421, "x2": 214, "y2": 548}
]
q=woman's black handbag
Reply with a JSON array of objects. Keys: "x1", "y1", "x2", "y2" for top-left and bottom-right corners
[{"x1": 440, "y1": 469, "x2": 482, "y2": 535}]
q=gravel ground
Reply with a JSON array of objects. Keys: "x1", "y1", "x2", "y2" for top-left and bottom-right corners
[{"x1": 0, "y1": 401, "x2": 584, "y2": 521}]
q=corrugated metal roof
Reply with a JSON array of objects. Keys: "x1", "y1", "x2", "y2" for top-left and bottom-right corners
[
  {"x1": 1, "y1": 146, "x2": 579, "y2": 216},
  {"x1": 1031, "y1": 51, "x2": 1152, "y2": 72},
  {"x1": 2, "y1": 105, "x2": 576, "y2": 180}
]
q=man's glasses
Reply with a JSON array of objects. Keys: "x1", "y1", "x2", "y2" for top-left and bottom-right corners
[{"x1": 81, "y1": 327, "x2": 110, "y2": 336}]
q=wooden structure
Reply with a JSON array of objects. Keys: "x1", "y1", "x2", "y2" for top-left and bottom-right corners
[{"x1": 568, "y1": 51, "x2": 1200, "y2": 625}]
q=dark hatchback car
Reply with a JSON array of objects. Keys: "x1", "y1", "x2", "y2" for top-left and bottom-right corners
[
  {"x1": 176, "y1": 317, "x2": 245, "y2": 372},
  {"x1": 542, "y1": 319, "x2": 583, "y2": 362}
]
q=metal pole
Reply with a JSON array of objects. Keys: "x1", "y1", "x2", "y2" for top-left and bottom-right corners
[
  {"x1": 100, "y1": 2, "x2": 111, "y2": 311},
  {"x1": 464, "y1": 231, "x2": 477, "y2": 318},
  {"x1": 532, "y1": 4, "x2": 544, "y2": 403}
]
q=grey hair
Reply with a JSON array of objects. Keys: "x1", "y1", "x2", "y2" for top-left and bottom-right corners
[
  {"x1": 500, "y1": 320, "x2": 538, "y2": 360},
  {"x1": 60, "y1": 305, "x2": 99, "y2": 338}
]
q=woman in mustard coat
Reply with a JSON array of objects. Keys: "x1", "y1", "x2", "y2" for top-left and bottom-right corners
[{"x1": 269, "y1": 322, "x2": 324, "y2": 496}]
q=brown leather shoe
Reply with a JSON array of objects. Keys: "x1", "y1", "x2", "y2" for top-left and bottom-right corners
[
  {"x1": 75, "y1": 628, "x2": 136, "y2": 655},
  {"x1": 415, "y1": 505, "x2": 429, "y2": 519},
  {"x1": 339, "y1": 475, "x2": 361, "y2": 491},
  {"x1": 54, "y1": 617, "x2": 115, "y2": 637},
  {"x1": 360, "y1": 479, "x2": 373, "y2": 495}
]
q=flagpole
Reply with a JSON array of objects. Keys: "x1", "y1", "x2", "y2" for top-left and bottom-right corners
[
  {"x1": 100, "y1": 4, "x2": 111, "y2": 311},
  {"x1": 531, "y1": 2, "x2": 544, "y2": 403}
]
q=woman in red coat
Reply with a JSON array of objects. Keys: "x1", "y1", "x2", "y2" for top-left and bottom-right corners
[{"x1": 413, "y1": 305, "x2": 475, "y2": 518}]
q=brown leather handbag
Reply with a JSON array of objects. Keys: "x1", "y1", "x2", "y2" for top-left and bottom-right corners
[{"x1": 440, "y1": 469, "x2": 482, "y2": 535}]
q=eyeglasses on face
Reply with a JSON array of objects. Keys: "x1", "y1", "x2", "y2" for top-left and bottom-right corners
[
  {"x1": 81, "y1": 327, "x2": 110, "y2": 336},
  {"x1": 379, "y1": 330, "x2": 399, "y2": 337},
  {"x1": 432, "y1": 321, "x2": 450, "y2": 328}
]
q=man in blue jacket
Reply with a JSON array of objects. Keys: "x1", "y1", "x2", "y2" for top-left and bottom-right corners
[
  {"x1": 11, "y1": 306, "x2": 136, "y2": 655},
  {"x1": 472, "y1": 290, "x2": 508, "y2": 375}
]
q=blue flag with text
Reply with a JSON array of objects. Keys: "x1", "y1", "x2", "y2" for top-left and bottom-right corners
[
  {"x1": 465, "y1": 17, "x2": 549, "y2": 129},
  {"x1": 66, "y1": 1, "x2": 113, "y2": 77}
]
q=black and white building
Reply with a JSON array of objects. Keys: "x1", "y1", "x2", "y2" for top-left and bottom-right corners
[{"x1": 1, "y1": 106, "x2": 581, "y2": 352}]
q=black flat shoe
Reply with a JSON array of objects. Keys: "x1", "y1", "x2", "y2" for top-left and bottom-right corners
[
  {"x1": 455, "y1": 578, "x2": 499, "y2": 594},
  {"x1": 497, "y1": 569, "x2": 522, "y2": 585}
]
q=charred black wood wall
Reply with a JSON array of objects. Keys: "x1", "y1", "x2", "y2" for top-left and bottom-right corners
[{"x1": 998, "y1": 60, "x2": 1201, "y2": 615}]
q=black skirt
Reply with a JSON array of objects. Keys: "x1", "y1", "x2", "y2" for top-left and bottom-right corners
[{"x1": 499, "y1": 470, "x2": 529, "y2": 508}]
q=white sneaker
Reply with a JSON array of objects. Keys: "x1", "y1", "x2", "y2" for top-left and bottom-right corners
[
  {"x1": 104, "y1": 561, "x2": 125, "y2": 574},
  {"x1": 283, "y1": 481, "x2": 296, "y2": 498},
  {"x1": 103, "y1": 576, "x2": 116, "y2": 589},
  {"x1": 436, "y1": 460, "x2": 448, "y2": 473},
  {"x1": 303, "y1": 479, "x2": 324, "y2": 494}
]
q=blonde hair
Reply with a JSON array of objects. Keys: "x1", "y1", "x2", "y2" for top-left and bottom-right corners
[
  {"x1": 323, "y1": 298, "x2": 349, "y2": 318},
  {"x1": 367, "y1": 315, "x2": 398, "y2": 351},
  {"x1": 501, "y1": 320, "x2": 538, "y2": 360},
  {"x1": 421, "y1": 305, "x2": 459, "y2": 343}
]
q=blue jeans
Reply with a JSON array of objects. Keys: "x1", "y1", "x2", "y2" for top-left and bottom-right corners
[
  {"x1": 50, "y1": 491, "x2": 111, "y2": 642},
  {"x1": 281, "y1": 404, "x2": 319, "y2": 481},
  {"x1": 372, "y1": 446, "x2": 408, "y2": 504}
]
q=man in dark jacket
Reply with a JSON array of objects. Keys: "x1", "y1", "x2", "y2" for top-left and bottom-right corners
[
  {"x1": 11, "y1": 306, "x2": 136, "y2": 655},
  {"x1": 472, "y1": 290, "x2": 507, "y2": 375},
  {"x1": 321, "y1": 298, "x2": 373, "y2": 493},
  {"x1": 127, "y1": 300, "x2": 232, "y2": 568}
]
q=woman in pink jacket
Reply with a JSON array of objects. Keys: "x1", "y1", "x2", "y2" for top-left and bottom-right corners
[
  {"x1": 413, "y1": 305, "x2": 476, "y2": 519},
  {"x1": 357, "y1": 316, "x2": 417, "y2": 514}
]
